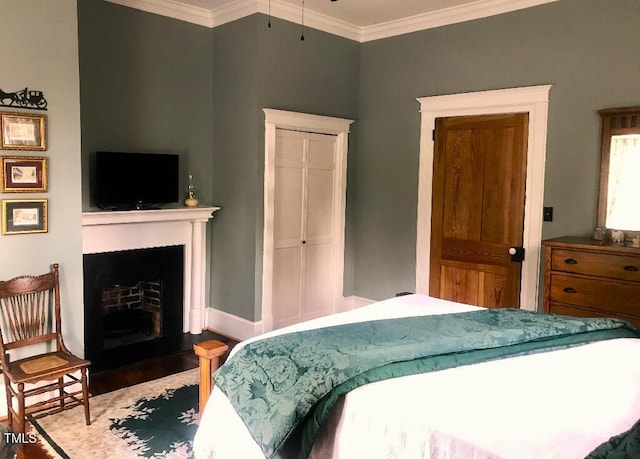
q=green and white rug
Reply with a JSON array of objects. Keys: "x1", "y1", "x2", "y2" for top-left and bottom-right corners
[{"x1": 30, "y1": 369, "x2": 200, "y2": 458}]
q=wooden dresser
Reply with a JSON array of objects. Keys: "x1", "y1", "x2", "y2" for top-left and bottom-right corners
[{"x1": 543, "y1": 236, "x2": 640, "y2": 328}]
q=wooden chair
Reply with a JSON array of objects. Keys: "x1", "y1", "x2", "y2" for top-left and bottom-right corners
[{"x1": 0, "y1": 263, "x2": 90, "y2": 435}]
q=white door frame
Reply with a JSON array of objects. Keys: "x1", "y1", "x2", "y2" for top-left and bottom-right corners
[
  {"x1": 416, "y1": 85, "x2": 552, "y2": 311},
  {"x1": 262, "y1": 109, "x2": 353, "y2": 331}
]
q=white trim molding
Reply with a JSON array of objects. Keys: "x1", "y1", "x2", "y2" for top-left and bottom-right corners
[
  {"x1": 346, "y1": 295, "x2": 377, "y2": 310},
  {"x1": 82, "y1": 206, "x2": 220, "y2": 334},
  {"x1": 205, "y1": 307, "x2": 265, "y2": 342},
  {"x1": 205, "y1": 295, "x2": 375, "y2": 341},
  {"x1": 107, "y1": 0, "x2": 216, "y2": 28},
  {"x1": 106, "y1": 0, "x2": 559, "y2": 43},
  {"x1": 416, "y1": 85, "x2": 552, "y2": 312},
  {"x1": 360, "y1": 0, "x2": 559, "y2": 42},
  {"x1": 262, "y1": 109, "x2": 353, "y2": 333}
]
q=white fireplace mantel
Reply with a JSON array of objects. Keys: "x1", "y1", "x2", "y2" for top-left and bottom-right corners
[{"x1": 82, "y1": 205, "x2": 220, "y2": 334}]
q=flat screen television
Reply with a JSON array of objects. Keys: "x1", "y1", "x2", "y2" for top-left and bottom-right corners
[{"x1": 93, "y1": 151, "x2": 180, "y2": 210}]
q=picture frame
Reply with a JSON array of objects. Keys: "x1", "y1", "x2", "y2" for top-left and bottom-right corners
[
  {"x1": 0, "y1": 156, "x2": 48, "y2": 192},
  {"x1": 0, "y1": 112, "x2": 46, "y2": 151},
  {"x1": 2, "y1": 199, "x2": 48, "y2": 235}
]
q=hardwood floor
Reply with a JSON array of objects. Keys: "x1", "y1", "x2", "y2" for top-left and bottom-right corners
[{"x1": 11, "y1": 331, "x2": 236, "y2": 459}]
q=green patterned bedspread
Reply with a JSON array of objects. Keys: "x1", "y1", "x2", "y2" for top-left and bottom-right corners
[
  {"x1": 213, "y1": 308, "x2": 639, "y2": 459},
  {"x1": 587, "y1": 416, "x2": 640, "y2": 459}
]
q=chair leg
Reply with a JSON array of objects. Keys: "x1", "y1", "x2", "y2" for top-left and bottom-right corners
[
  {"x1": 3, "y1": 377, "x2": 12, "y2": 432},
  {"x1": 81, "y1": 368, "x2": 90, "y2": 426},
  {"x1": 16, "y1": 383, "x2": 25, "y2": 436},
  {"x1": 58, "y1": 377, "x2": 65, "y2": 409}
]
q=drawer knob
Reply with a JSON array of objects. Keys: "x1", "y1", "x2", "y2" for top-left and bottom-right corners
[
  {"x1": 564, "y1": 258, "x2": 578, "y2": 265},
  {"x1": 624, "y1": 265, "x2": 639, "y2": 272},
  {"x1": 563, "y1": 287, "x2": 577, "y2": 293}
]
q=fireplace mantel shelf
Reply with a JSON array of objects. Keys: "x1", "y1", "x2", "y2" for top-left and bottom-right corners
[
  {"x1": 82, "y1": 205, "x2": 220, "y2": 226},
  {"x1": 82, "y1": 205, "x2": 220, "y2": 334}
]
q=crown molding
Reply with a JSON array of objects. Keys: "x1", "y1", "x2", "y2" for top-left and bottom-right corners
[
  {"x1": 209, "y1": 0, "x2": 257, "y2": 27},
  {"x1": 106, "y1": 0, "x2": 559, "y2": 42},
  {"x1": 207, "y1": 0, "x2": 361, "y2": 40},
  {"x1": 255, "y1": 0, "x2": 361, "y2": 42},
  {"x1": 360, "y1": 0, "x2": 559, "y2": 42},
  {"x1": 106, "y1": 0, "x2": 215, "y2": 28}
]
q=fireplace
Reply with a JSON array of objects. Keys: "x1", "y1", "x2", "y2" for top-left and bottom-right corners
[
  {"x1": 84, "y1": 246, "x2": 183, "y2": 371},
  {"x1": 81, "y1": 206, "x2": 219, "y2": 372}
]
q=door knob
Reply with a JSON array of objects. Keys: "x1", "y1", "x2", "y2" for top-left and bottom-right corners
[{"x1": 509, "y1": 247, "x2": 525, "y2": 262}]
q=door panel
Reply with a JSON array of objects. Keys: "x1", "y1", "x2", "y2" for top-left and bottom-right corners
[
  {"x1": 441, "y1": 129, "x2": 482, "y2": 240},
  {"x1": 303, "y1": 243, "x2": 334, "y2": 317},
  {"x1": 272, "y1": 247, "x2": 302, "y2": 323},
  {"x1": 276, "y1": 135, "x2": 305, "y2": 165},
  {"x1": 306, "y1": 168, "x2": 334, "y2": 240},
  {"x1": 438, "y1": 265, "x2": 478, "y2": 305},
  {"x1": 430, "y1": 113, "x2": 528, "y2": 308},
  {"x1": 478, "y1": 271, "x2": 508, "y2": 307},
  {"x1": 274, "y1": 166, "x2": 304, "y2": 245},
  {"x1": 308, "y1": 137, "x2": 335, "y2": 166}
]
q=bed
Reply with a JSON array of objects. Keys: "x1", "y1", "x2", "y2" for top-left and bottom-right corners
[{"x1": 193, "y1": 294, "x2": 640, "y2": 459}]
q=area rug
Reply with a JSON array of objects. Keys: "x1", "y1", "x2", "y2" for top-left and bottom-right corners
[{"x1": 30, "y1": 369, "x2": 200, "y2": 458}]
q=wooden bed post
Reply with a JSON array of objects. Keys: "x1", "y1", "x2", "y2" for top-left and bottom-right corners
[{"x1": 193, "y1": 340, "x2": 229, "y2": 417}]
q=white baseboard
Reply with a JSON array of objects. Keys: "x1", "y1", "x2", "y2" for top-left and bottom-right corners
[
  {"x1": 205, "y1": 295, "x2": 376, "y2": 341},
  {"x1": 347, "y1": 295, "x2": 377, "y2": 310},
  {"x1": 205, "y1": 307, "x2": 265, "y2": 342}
]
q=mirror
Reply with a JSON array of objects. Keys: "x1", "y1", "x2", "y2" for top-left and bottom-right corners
[{"x1": 597, "y1": 107, "x2": 640, "y2": 232}]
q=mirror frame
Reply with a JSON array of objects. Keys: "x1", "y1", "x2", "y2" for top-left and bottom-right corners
[{"x1": 597, "y1": 106, "x2": 640, "y2": 229}]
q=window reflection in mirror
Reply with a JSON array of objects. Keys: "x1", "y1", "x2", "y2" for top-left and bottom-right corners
[
  {"x1": 606, "y1": 134, "x2": 640, "y2": 230},
  {"x1": 598, "y1": 107, "x2": 640, "y2": 232}
]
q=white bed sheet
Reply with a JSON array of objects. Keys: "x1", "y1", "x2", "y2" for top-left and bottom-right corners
[{"x1": 193, "y1": 294, "x2": 640, "y2": 459}]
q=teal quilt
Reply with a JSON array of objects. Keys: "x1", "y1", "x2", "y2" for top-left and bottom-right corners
[
  {"x1": 213, "y1": 308, "x2": 639, "y2": 459},
  {"x1": 587, "y1": 417, "x2": 640, "y2": 459}
]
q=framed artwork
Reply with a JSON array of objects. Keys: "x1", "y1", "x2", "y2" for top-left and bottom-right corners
[
  {"x1": 1, "y1": 156, "x2": 47, "y2": 192},
  {"x1": 0, "y1": 112, "x2": 47, "y2": 151},
  {"x1": 2, "y1": 199, "x2": 48, "y2": 235}
]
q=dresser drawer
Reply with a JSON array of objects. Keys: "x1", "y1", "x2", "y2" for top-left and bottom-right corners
[
  {"x1": 551, "y1": 249, "x2": 640, "y2": 282},
  {"x1": 549, "y1": 303, "x2": 640, "y2": 328},
  {"x1": 550, "y1": 273, "x2": 640, "y2": 316}
]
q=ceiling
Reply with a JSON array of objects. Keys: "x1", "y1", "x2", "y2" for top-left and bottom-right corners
[{"x1": 107, "y1": 0, "x2": 559, "y2": 42}]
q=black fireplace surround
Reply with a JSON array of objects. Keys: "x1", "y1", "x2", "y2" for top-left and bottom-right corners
[{"x1": 83, "y1": 245, "x2": 184, "y2": 372}]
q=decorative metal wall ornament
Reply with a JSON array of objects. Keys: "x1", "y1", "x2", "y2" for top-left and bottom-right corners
[{"x1": 0, "y1": 87, "x2": 48, "y2": 110}]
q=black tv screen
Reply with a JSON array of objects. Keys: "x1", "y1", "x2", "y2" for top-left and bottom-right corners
[{"x1": 93, "y1": 151, "x2": 180, "y2": 210}]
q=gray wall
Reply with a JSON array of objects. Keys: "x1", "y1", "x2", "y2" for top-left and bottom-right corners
[
  {"x1": 210, "y1": 15, "x2": 360, "y2": 321},
  {"x1": 354, "y1": 0, "x2": 640, "y2": 300},
  {"x1": 78, "y1": 9, "x2": 359, "y2": 322},
  {"x1": 78, "y1": 0, "x2": 214, "y2": 209},
  {"x1": 0, "y1": 1, "x2": 84, "y2": 355},
  {"x1": 76, "y1": 0, "x2": 639, "y2": 321}
]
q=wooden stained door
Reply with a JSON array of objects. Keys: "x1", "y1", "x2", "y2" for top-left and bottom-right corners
[
  {"x1": 271, "y1": 129, "x2": 338, "y2": 329},
  {"x1": 430, "y1": 113, "x2": 529, "y2": 308}
]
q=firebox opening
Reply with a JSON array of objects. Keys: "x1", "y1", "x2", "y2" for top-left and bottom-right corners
[
  {"x1": 84, "y1": 245, "x2": 184, "y2": 372},
  {"x1": 102, "y1": 281, "x2": 163, "y2": 349}
]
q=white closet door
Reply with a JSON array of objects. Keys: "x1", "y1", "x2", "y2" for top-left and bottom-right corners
[{"x1": 272, "y1": 129, "x2": 337, "y2": 328}]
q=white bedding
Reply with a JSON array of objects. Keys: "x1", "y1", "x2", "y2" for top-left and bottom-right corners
[{"x1": 193, "y1": 294, "x2": 640, "y2": 459}]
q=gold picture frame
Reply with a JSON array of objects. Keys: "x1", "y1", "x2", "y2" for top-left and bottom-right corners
[
  {"x1": 1, "y1": 199, "x2": 48, "y2": 235},
  {"x1": 0, "y1": 112, "x2": 47, "y2": 151},
  {"x1": 1, "y1": 156, "x2": 48, "y2": 192}
]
